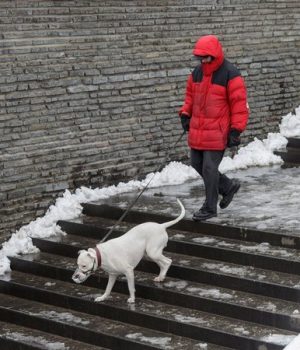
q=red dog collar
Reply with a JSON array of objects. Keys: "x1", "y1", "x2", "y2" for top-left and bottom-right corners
[{"x1": 94, "y1": 246, "x2": 102, "y2": 268}]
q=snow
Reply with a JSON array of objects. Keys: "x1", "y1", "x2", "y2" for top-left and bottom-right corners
[
  {"x1": 186, "y1": 287, "x2": 233, "y2": 300},
  {"x1": 0, "y1": 105, "x2": 299, "y2": 289},
  {"x1": 3, "y1": 332, "x2": 68, "y2": 349},
  {"x1": 219, "y1": 132, "x2": 287, "y2": 173},
  {"x1": 284, "y1": 334, "x2": 300, "y2": 349},
  {"x1": 195, "y1": 344, "x2": 208, "y2": 349},
  {"x1": 257, "y1": 302, "x2": 277, "y2": 312},
  {"x1": 125, "y1": 333, "x2": 172, "y2": 347},
  {"x1": 261, "y1": 333, "x2": 296, "y2": 346},
  {"x1": 28, "y1": 310, "x2": 90, "y2": 326},
  {"x1": 174, "y1": 314, "x2": 205, "y2": 324},
  {"x1": 163, "y1": 280, "x2": 189, "y2": 290},
  {"x1": 280, "y1": 106, "x2": 300, "y2": 137},
  {"x1": 201, "y1": 262, "x2": 262, "y2": 279},
  {"x1": 192, "y1": 237, "x2": 217, "y2": 244},
  {"x1": 233, "y1": 327, "x2": 250, "y2": 336}
]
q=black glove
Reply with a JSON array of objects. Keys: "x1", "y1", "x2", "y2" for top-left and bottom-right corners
[
  {"x1": 180, "y1": 113, "x2": 190, "y2": 132},
  {"x1": 227, "y1": 129, "x2": 241, "y2": 147}
]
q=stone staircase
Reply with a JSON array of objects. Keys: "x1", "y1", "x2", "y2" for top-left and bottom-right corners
[
  {"x1": 275, "y1": 137, "x2": 300, "y2": 168},
  {"x1": 1, "y1": 203, "x2": 300, "y2": 349}
]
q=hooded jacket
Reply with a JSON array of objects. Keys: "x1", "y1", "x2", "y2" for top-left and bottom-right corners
[{"x1": 180, "y1": 35, "x2": 249, "y2": 150}]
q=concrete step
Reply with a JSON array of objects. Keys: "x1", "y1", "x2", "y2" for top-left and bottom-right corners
[
  {"x1": 287, "y1": 138, "x2": 300, "y2": 149},
  {"x1": 275, "y1": 137, "x2": 300, "y2": 167},
  {"x1": 0, "y1": 290, "x2": 230, "y2": 350},
  {"x1": 275, "y1": 149, "x2": 300, "y2": 165},
  {"x1": 56, "y1": 216, "x2": 300, "y2": 275},
  {"x1": 28, "y1": 236, "x2": 300, "y2": 303},
  {"x1": 3, "y1": 254, "x2": 300, "y2": 333},
  {"x1": 0, "y1": 320, "x2": 106, "y2": 350},
  {"x1": 0, "y1": 267, "x2": 295, "y2": 350},
  {"x1": 3, "y1": 202, "x2": 300, "y2": 349},
  {"x1": 0, "y1": 292, "x2": 213, "y2": 350},
  {"x1": 76, "y1": 203, "x2": 300, "y2": 248}
]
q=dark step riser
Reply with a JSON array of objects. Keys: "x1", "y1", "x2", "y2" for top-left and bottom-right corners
[
  {"x1": 0, "y1": 307, "x2": 155, "y2": 350},
  {"x1": 58, "y1": 221, "x2": 118, "y2": 240},
  {"x1": 0, "y1": 338, "x2": 39, "y2": 350},
  {"x1": 0, "y1": 280, "x2": 285, "y2": 350},
  {"x1": 77, "y1": 207, "x2": 300, "y2": 248},
  {"x1": 282, "y1": 163, "x2": 300, "y2": 168},
  {"x1": 276, "y1": 152, "x2": 300, "y2": 163},
  {"x1": 286, "y1": 148, "x2": 300, "y2": 154},
  {"x1": 287, "y1": 138, "x2": 300, "y2": 149},
  {"x1": 7, "y1": 258, "x2": 300, "y2": 333},
  {"x1": 32, "y1": 236, "x2": 300, "y2": 277}
]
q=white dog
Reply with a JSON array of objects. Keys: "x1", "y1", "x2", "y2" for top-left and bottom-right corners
[{"x1": 72, "y1": 199, "x2": 185, "y2": 303}]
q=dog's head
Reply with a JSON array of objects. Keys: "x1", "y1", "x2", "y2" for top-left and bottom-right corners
[{"x1": 72, "y1": 248, "x2": 97, "y2": 284}]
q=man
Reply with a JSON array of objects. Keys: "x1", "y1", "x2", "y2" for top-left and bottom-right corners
[{"x1": 179, "y1": 35, "x2": 249, "y2": 221}]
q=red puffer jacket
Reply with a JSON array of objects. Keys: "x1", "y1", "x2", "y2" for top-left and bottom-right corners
[{"x1": 180, "y1": 35, "x2": 249, "y2": 150}]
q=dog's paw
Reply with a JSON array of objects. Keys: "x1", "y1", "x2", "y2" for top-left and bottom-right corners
[
  {"x1": 154, "y1": 276, "x2": 164, "y2": 282},
  {"x1": 95, "y1": 295, "x2": 107, "y2": 302},
  {"x1": 127, "y1": 297, "x2": 135, "y2": 303}
]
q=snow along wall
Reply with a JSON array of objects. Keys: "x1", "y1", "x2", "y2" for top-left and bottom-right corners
[{"x1": 1, "y1": 0, "x2": 300, "y2": 235}]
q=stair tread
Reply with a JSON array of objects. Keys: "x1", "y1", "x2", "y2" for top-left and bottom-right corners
[
  {"x1": 1, "y1": 270, "x2": 297, "y2": 349},
  {"x1": 57, "y1": 216, "x2": 300, "y2": 263},
  {"x1": 0, "y1": 292, "x2": 231, "y2": 350},
  {"x1": 4, "y1": 199, "x2": 300, "y2": 349},
  {"x1": 32, "y1": 234, "x2": 300, "y2": 289},
  {"x1": 61, "y1": 207, "x2": 300, "y2": 243},
  {"x1": 7, "y1": 252, "x2": 300, "y2": 327},
  {"x1": 0, "y1": 320, "x2": 106, "y2": 349}
]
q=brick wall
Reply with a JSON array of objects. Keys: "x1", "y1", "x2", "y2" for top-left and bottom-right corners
[{"x1": 1, "y1": 0, "x2": 300, "y2": 235}]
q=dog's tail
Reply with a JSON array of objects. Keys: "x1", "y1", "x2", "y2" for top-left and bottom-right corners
[{"x1": 162, "y1": 198, "x2": 185, "y2": 229}]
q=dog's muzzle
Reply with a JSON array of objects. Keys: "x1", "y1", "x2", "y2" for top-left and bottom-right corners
[{"x1": 72, "y1": 268, "x2": 93, "y2": 284}]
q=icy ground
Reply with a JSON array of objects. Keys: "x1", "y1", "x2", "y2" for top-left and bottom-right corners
[{"x1": 103, "y1": 164, "x2": 300, "y2": 235}]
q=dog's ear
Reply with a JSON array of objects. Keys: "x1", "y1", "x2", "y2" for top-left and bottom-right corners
[
  {"x1": 87, "y1": 248, "x2": 96, "y2": 260},
  {"x1": 78, "y1": 249, "x2": 86, "y2": 255}
]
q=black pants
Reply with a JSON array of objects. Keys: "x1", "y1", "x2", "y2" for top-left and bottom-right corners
[{"x1": 190, "y1": 149, "x2": 233, "y2": 213}]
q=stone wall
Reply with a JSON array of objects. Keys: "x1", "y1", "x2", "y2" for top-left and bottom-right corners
[{"x1": 1, "y1": 0, "x2": 300, "y2": 235}]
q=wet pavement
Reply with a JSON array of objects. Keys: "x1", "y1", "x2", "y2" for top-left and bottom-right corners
[{"x1": 99, "y1": 165, "x2": 300, "y2": 236}]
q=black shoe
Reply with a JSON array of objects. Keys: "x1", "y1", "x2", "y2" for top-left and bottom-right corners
[
  {"x1": 193, "y1": 209, "x2": 217, "y2": 221},
  {"x1": 219, "y1": 179, "x2": 240, "y2": 209}
]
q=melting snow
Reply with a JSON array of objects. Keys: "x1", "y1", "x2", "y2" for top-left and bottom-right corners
[
  {"x1": 186, "y1": 287, "x2": 233, "y2": 300},
  {"x1": 261, "y1": 333, "x2": 296, "y2": 346},
  {"x1": 28, "y1": 310, "x2": 90, "y2": 326},
  {"x1": 163, "y1": 280, "x2": 188, "y2": 290},
  {"x1": 3, "y1": 332, "x2": 68, "y2": 350},
  {"x1": 125, "y1": 332, "x2": 172, "y2": 347},
  {"x1": 174, "y1": 314, "x2": 205, "y2": 325}
]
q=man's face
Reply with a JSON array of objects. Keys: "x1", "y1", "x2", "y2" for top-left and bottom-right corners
[{"x1": 195, "y1": 55, "x2": 213, "y2": 64}]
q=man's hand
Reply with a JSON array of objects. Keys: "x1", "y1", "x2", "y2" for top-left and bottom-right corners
[
  {"x1": 180, "y1": 113, "x2": 190, "y2": 132},
  {"x1": 227, "y1": 129, "x2": 241, "y2": 147}
]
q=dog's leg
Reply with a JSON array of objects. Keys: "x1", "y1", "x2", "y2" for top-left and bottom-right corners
[
  {"x1": 148, "y1": 251, "x2": 172, "y2": 282},
  {"x1": 154, "y1": 255, "x2": 172, "y2": 282},
  {"x1": 125, "y1": 268, "x2": 135, "y2": 303},
  {"x1": 146, "y1": 232, "x2": 171, "y2": 282},
  {"x1": 95, "y1": 274, "x2": 117, "y2": 302}
]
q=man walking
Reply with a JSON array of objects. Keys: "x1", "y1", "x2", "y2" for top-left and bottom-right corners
[{"x1": 180, "y1": 35, "x2": 249, "y2": 221}]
